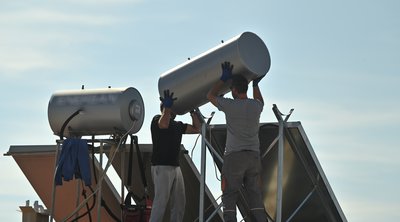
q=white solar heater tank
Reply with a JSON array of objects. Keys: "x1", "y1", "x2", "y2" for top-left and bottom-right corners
[
  {"x1": 158, "y1": 31, "x2": 271, "y2": 115},
  {"x1": 48, "y1": 87, "x2": 144, "y2": 137}
]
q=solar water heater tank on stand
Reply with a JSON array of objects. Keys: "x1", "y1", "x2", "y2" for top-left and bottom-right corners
[{"x1": 48, "y1": 87, "x2": 145, "y2": 137}]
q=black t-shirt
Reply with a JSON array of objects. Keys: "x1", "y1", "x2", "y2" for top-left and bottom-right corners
[{"x1": 151, "y1": 115, "x2": 188, "y2": 166}]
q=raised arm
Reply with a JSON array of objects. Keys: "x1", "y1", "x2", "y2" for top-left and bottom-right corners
[
  {"x1": 207, "y1": 61, "x2": 233, "y2": 106},
  {"x1": 252, "y1": 75, "x2": 265, "y2": 104},
  {"x1": 207, "y1": 80, "x2": 225, "y2": 107},
  {"x1": 185, "y1": 110, "x2": 201, "y2": 134},
  {"x1": 158, "y1": 107, "x2": 172, "y2": 129},
  {"x1": 158, "y1": 90, "x2": 177, "y2": 129}
]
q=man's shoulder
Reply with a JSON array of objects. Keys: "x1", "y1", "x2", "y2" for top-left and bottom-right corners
[
  {"x1": 151, "y1": 115, "x2": 161, "y2": 126},
  {"x1": 246, "y1": 99, "x2": 263, "y2": 111},
  {"x1": 152, "y1": 114, "x2": 161, "y2": 120},
  {"x1": 217, "y1": 96, "x2": 233, "y2": 101},
  {"x1": 216, "y1": 96, "x2": 233, "y2": 105}
]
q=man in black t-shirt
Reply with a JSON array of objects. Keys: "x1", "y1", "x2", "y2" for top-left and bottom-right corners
[{"x1": 149, "y1": 90, "x2": 200, "y2": 222}]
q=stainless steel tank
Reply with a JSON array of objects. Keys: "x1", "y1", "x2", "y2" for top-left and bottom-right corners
[
  {"x1": 158, "y1": 31, "x2": 271, "y2": 115},
  {"x1": 48, "y1": 87, "x2": 144, "y2": 137}
]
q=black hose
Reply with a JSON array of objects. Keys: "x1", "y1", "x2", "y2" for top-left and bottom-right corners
[
  {"x1": 60, "y1": 109, "x2": 81, "y2": 140},
  {"x1": 58, "y1": 109, "x2": 87, "y2": 222},
  {"x1": 58, "y1": 113, "x2": 123, "y2": 222},
  {"x1": 67, "y1": 137, "x2": 122, "y2": 222},
  {"x1": 68, "y1": 180, "x2": 96, "y2": 222}
]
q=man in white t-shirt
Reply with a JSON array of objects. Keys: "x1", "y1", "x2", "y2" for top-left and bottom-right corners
[{"x1": 207, "y1": 61, "x2": 267, "y2": 222}]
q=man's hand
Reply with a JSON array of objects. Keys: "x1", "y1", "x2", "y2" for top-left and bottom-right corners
[
  {"x1": 252, "y1": 74, "x2": 265, "y2": 87},
  {"x1": 220, "y1": 61, "x2": 234, "y2": 82},
  {"x1": 160, "y1": 89, "x2": 177, "y2": 108}
]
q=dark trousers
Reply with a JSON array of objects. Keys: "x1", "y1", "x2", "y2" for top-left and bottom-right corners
[{"x1": 221, "y1": 151, "x2": 267, "y2": 222}]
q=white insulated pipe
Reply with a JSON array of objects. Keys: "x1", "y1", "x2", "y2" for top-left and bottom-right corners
[{"x1": 158, "y1": 31, "x2": 271, "y2": 115}]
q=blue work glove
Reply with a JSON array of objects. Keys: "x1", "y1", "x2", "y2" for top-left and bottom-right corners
[
  {"x1": 252, "y1": 75, "x2": 265, "y2": 87},
  {"x1": 220, "y1": 61, "x2": 234, "y2": 82},
  {"x1": 160, "y1": 89, "x2": 177, "y2": 108}
]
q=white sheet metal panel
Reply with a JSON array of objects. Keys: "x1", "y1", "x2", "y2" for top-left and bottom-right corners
[{"x1": 6, "y1": 145, "x2": 121, "y2": 222}]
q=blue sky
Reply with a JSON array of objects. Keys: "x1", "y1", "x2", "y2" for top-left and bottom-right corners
[{"x1": 1, "y1": 0, "x2": 399, "y2": 221}]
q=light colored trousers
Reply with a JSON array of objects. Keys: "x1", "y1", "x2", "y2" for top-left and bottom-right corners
[{"x1": 149, "y1": 165, "x2": 185, "y2": 222}]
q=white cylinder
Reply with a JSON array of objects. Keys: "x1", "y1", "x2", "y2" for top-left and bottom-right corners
[
  {"x1": 158, "y1": 31, "x2": 271, "y2": 115},
  {"x1": 48, "y1": 87, "x2": 145, "y2": 137}
]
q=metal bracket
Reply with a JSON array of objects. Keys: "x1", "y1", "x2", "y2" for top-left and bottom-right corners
[{"x1": 272, "y1": 104, "x2": 294, "y2": 222}]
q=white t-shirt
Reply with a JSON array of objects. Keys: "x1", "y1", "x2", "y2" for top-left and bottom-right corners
[{"x1": 216, "y1": 97, "x2": 263, "y2": 155}]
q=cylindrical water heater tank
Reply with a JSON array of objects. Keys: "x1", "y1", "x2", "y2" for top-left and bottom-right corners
[
  {"x1": 48, "y1": 87, "x2": 145, "y2": 137},
  {"x1": 158, "y1": 31, "x2": 271, "y2": 115}
]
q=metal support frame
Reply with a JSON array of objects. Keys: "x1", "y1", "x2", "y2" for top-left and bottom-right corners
[
  {"x1": 49, "y1": 142, "x2": 61, "y2": 222},
  {"x1": 282, "y1": 124, "x2": 338, "y2": 222},
  {"x1": 272, "y1": 104, "x2": 294, "y2": 222},
  {"x1": 286, "y1": 186, "x2": 317, "y2": 222},
  {"x1": 198, "y1": 104, "x2": 324, "y2": 222},
  {"x1": 196, "y1": 108, "x2": 222, "y2": 222},
  {"x1": 199, "y1": 119, "x2": 207, "y2": 222},
  {"x1": 96, "y1": 142, "x2": 104, "y2": 222},
  {"x1": 206, "y1": 202, "x2": 224, "y2": 222},
  {"x1": 264, "y1": 104, "x2": 338, "y2": 222},
  {"x1": 120, "y1": 143, "x2": 126, "y2": 220},
  {"x1": 204, "y1": 139, "x2": 224, "y2": 163},
  {"x1": 49, "y1": 138, "x2": 121, "y2": 222}
]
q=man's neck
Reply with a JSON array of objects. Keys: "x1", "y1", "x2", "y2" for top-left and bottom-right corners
[{"x1": 236, "y1": 93, "x2": 248, "y2": 99}]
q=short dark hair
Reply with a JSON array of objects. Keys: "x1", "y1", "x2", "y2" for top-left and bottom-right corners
[{"x1": 231, "y1": 75, "x2": 248, "y2": 93}]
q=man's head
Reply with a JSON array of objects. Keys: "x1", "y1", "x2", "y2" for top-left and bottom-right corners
[
  {"x1": 230, "y1": 75, "x2": 248, "y2": 99},
  {"x1": 160, "y1": 103, "x2": 176, "y2": 119}
]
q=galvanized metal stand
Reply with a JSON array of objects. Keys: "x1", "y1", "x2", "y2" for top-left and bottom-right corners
[
  {"x1": 49, "y1": 142, "x2": 61, "y2": 222},
  {"x1": 199, "y1": 116, "x2": 207, "y2": 222},
  {"x1": 195, "y1": 108, "x2": 223, "y2": 222},
  {"x1": 272, "y1": 104, "x2": 294, "y2": 222},
  {"x1": 96, "y1": 142, "x2": 104, "y2": 222},
  {"x1": 49, "y1": 139, "x2": 120, "y2": 222}
]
